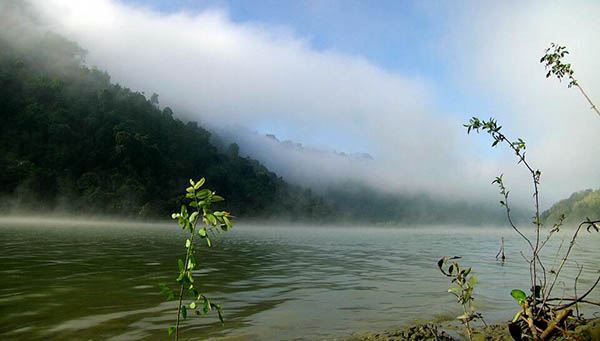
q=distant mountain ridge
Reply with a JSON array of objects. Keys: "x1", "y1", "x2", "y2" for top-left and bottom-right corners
[{"x1": 263, "y1": 133, "x2": 374, "y2": 161}]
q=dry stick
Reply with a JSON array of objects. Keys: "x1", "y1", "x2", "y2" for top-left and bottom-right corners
[
  {"x1": 495, "y1": 237, "x2": 506, "y2": 261},
  {"x1": 573, "y1": 264, "x2": 584, "y2": 317},
  {"x1": 540, "y1": 309, "x2": 572, "y2": 341},
  {"x1": 551, "y1": 275, "x2": 600, "y2": 311},
  {"x1": 545, "y1": 298, "x2": 600, "y2": 307},
  {"x1": 524, "y1": 301, "x2": 540, "y2": 341},
  {"x1": 537, "y1": 219, "x2": 564, "y2": 253}
]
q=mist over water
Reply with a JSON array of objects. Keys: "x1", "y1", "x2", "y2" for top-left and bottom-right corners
[{"x1": 1, "y1": 218, "x2": 598, "y2": 340}]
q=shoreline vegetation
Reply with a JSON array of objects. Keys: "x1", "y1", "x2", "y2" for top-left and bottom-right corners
[{"x1": 345, "y1": 318, "x2": 600, "y2": 341}]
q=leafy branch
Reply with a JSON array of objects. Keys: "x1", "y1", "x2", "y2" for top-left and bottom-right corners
[
  {"x1": 159, "y1": 177, "x2": 233, "y2": 339},
  {"x1": 540, "y1": 43, "x2": 600, "y2": 118}
]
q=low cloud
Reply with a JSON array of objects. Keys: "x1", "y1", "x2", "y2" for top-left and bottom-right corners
[{"x1": 19, "y1": 0, "x2": 600, "y2": 208}]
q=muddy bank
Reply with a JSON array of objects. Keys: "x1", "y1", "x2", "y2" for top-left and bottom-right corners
[{"x1": 343, "y1": 318, "x2": 600, "y2": 341}]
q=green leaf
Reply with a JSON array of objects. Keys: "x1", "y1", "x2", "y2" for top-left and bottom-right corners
[
  {"x1": 168, "y1": 326, "x2": 175, "y2": 335},
  {"x1": 189, "y1": 210, "x2": 198, "y2": 224},
  {"x1": 198, "y1": 228, "x2": 207, "y2": 237},
  {"x1": 457, "y1": 313, "x2": 470, "y2": 320},
  {"x1": 186, "y1": 186, "x2": 194, "y2": 193},
  {"x1": 182, "y1": 305, "x2": 187, "y2": 319},
  {"x1": 207, "y1": 214, "x2": 217, "y2": 226},
  {"x1": 178, "y1": 258, "x2": 185, "y2": 271},
  {"x1": 448, "y1": 287, "x2": 462, "y2": 294},
  {"x1": 196, "y1": 189, "x2": 211, "y2": 199},
  {"x1": 437, "y1": 257, "x2": 445, "y2": 269},
  {"x1": 216, "y1": 305, "x2": 224, "y2": 324},
  {"x1": 212, "y1": 195, "x2": 224, "y2": 202},
  {"x1": 190, "y1": 301, "x2": 196, "y2": 309},
  {"x1": 206, "y1": 236, "x2": 211, "y2": 247},
  {"x1": 187, "y1": 271, "x2": 194, "y2": 283},
  {"x1": 203, "y1": 297, "x2": 211, "y2": 313},
  {"x1": 511, "y1": 289, "x2": 527, "y2": 305}
]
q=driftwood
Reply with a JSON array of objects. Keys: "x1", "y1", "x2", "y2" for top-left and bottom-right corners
[{"x1": 540, "y1": 309, "x2": 571, "y2": 341}]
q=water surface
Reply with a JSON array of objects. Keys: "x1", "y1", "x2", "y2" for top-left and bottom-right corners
[{"x1": 0, "y1": 218, "x2": 598, "y2": 340}]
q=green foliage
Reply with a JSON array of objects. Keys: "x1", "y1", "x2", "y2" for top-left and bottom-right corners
[
  {"x1": 159, "y1": 177, "x2": 232, "y2": 339},
  {"x1": 437, "y1": 256, "x2": 483, "y2": 340},
  {"x1": 540, "y1": 43, "x2": 577, "y2": 88},
  {"x1": 540, "y1": 42, "x2": 599, "y2": 118},
  {"x1": 510, "y1": 289, "x2": 527, "y2": 306},
  {"x1": 0, "y1": 32, "x2": 332, "y2": 220}
]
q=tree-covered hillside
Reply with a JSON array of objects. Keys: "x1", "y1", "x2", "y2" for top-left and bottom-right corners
[
  {"x1": 0, "y1": 29, "x2": 533, "y2": 225},
  {"x1": 0, "y1": 32, "x2": 332, "y2": 219},
  {"x1": 541, "y1": 189, "x2": 600, "y2": 225}
]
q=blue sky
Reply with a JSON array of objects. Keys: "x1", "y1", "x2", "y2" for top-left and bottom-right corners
[{"x1": 121, "y1": 0, "x2": 445, "y2": 74}]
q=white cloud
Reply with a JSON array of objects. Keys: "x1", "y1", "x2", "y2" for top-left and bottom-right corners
[{"x1": 24, "y1": 0, "x2": 600, "y2": 207}]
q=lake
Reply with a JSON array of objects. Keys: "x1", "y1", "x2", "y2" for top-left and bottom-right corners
[{"x1": 1, "y1": 217, "x2": 598, "y2": 340}]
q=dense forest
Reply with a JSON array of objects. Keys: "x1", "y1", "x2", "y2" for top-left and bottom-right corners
[
  {"x1": 541, "y1": 189, "x2": 600, "y2": 225},
  {"x1": 0, "y1": 32, "x2": 334, "y2": 220},
  {"x1": 0, "y1": 29, "x2": 532, "y2": 224}
]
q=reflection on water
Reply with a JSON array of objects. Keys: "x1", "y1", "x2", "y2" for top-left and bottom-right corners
[{"x1": 0, "y1": 219, "x2": 598, "y2": 340}]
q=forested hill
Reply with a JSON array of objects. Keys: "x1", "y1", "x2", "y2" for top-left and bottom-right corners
[
  {"x1": 0, "y1": 30, "x2": 531, "y2": 225},
  {"x1": 0, "y1": 32, "x2": 333, "y2": 220},
  {"x1": 541, "y1": 189, "x2": 600, "y2": 225}
]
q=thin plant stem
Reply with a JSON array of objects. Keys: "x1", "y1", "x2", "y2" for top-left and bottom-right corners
[
  {"x1": 575, "y1": 83, "x2": 600, "y2": 118},
  {"x1": 175, "y1": 198, "x2": 201, "y2": 340}
]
